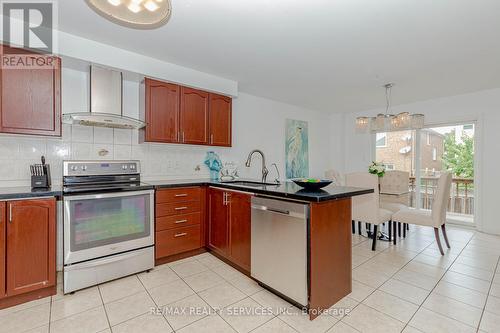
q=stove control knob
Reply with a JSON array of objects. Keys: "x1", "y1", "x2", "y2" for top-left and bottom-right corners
[
  {"x1": 130, "y1": 164, "x2": 136, "y2": 170},
  {"x1": 70, "y1": 165, "x2": 78, "y2": 171},
  {"x1": 122, "y1": 165, "x2": 128, "y2": 170},
  {"x1": 81, "y1": 165, "x2": 87, "y2": 171}
]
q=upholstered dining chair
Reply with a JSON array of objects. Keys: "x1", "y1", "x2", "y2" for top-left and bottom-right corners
[
  {"x1": 345, "y1": 173, "x2": 393, "y2": 251},
  {"x1": 380, "y1": 170, "x2": 411, "y2": 238},
  {"x1": 392, "y1": 172, "x2": 453, "y2": 255}
]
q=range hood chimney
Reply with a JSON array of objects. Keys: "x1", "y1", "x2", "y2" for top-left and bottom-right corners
[{"x1": 63, "y1": 65, "x2": 146, "y2": 129}]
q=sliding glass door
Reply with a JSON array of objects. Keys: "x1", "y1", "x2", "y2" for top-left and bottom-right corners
[{"x1": 375, "y1": 123, "x2": 475, "y2": 225}]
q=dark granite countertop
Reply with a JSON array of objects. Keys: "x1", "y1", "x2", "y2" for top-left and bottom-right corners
[
  {"x1": 144, "y1": 179, "x2": 373, "y2": 202},
  {"x1": 0, "y1": 186, "x2": 63, "y2": 200}
]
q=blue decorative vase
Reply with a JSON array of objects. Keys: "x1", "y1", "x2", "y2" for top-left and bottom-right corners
[{"x1": 210, "y1": 169, "x2": 219, "y2": 180}]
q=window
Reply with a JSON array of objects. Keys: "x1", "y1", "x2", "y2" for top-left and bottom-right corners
[
  {"x1": 384, "y1": 164, "x2": 395, "y2": 171},
  {"x1": 376, "y1": 133, "x2": 387, "y2": 147},
  {"x1": 432, "y1": 148, "x2": 437, "y2": 161}
]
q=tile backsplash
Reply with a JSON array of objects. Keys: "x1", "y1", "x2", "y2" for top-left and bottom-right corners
[{"x1": 0, "y1": 124, "x2": 218, "y2": 187}]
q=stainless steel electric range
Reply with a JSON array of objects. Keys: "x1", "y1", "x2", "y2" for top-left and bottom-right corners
[{"x1": 62, "y1": 160, "x2": 154, "y2": 294}]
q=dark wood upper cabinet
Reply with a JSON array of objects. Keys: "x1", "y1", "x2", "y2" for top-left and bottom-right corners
[
  {"x1": 208, "y1": 188, "x2": 229, "y2": 255},
  {"x1": 6, "y1": 198, "x2": 56, "y2": 297},
  {"x1": 0, "y1": 46, "x2": 61, "y2": 137},
  {"x1": 0, "y1": 202, "x2": 5, "y2": 299},
  {"x1": 180, "y1": 87, "x2": 209, "y2": 145},
  {"x1": 209, "y1": 93, "x2": 232, "y2": 147},
  {"x1": 228, "y1": 192, "x2": 251, "y2": 271},
  {"x1": 144, "y1": 78, "x2": 180, "y2": 143}
]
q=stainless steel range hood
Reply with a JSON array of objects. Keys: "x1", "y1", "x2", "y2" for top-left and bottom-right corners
[{"x1": 63, "y1": 65, "x2": 146, "y2": 129}]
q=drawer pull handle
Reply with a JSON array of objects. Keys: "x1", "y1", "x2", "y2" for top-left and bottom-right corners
[
  {"x1": 175, "y1": 207, "x2": 188, "y2": 211},
  {"x1": 175, "y1": 194, "x2": 188, "y2": 197},
  {"x1": 175, "y1": 219, "x2": 188, "y2": 224},
  {"x1": 174, "y1": 232, "x2": 188, "y2": 238}
]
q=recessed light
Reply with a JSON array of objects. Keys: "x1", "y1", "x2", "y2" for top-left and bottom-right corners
[
  {"x1": 127, "y1": 2, "x2": 142, "y2": 13},
  {"x1": 107, "y1": 0, "x2": 121, "y2": 6}
]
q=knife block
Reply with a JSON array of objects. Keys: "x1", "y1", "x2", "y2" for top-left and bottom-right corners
[{"x1": 30, "y1": 164, "x2": 51, "y2": 188}]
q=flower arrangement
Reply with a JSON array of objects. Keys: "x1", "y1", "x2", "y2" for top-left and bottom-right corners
[{"x1": 368, "y1": 162, "x2": 386, "y2": 178}]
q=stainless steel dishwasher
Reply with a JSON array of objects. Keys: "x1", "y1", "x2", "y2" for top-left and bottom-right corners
[{"x1": 251, "y1": 196, "x2": 309, "y2": 307}]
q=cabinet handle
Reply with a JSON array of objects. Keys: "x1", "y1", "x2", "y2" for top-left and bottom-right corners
[
  {"x1": 174, "y1": 232, "x2": 188, "y2": 238},
  {"x1": 182, "y1": 132, "x2": 185, "y2": 142},
  {"x1": 175, "y1": 219, "x2": 188, "y2": 224},
  {"x1": 210, "y1": 134, "x2": 214, "y2": 144},
  {"x1": 223, "y1": 192, "x2": 226, "y2": 205},
  {"x1": 174, "y1": 206, "x2": 188, "y2": 211},
  {"x1": 174, "y1": 194, "x2": 188, "y2": 197},
  {"x1": 177, "y1": 131, "x2": 180, "y2": 142},
  {"x1": 8, "y1": 203, "x2": 12, "y2": 223}
]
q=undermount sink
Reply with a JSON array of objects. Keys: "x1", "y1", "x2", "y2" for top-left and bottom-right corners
[{"x1": 222, "y1": 180, "x2": 279, "y2": 187}]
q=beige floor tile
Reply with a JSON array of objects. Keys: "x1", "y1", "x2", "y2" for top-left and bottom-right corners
[
  {"x1": 328, "y1": 296, "x2": 359, "y2": 320},
  {"x1": 379, "y1": 279, "x2": 430, "y2": 305},
  {"x1": 352, "y1": 267, "x2": 390, "y2": 288},
  {"x1": 351, "y1": 254, "x2": 370, "y2": 268},
  {"x1": 198, "y1": 282, "x2": 247, "y2": 309},
  {"x1": 278, "y1": 306, "x2": 338, "y2": 333},
  {"x1": 227, "y1": 275, "x2": 264, "y2": 296},
  {"x1": 220, "y1": 297, "x2": 275, "y2": 333},
  {"x1": 98, "y1": 275, "x2": 145, "y2": 304},
  {"x1": 50, "y1": 286, "x2": 102, "y2": 321},
  {"x1": 104, "y1": 291, "x2": 156, "y2": 326},
  {"x1": 485, "y1": 295, "x2": 500, "y2": 316},
  {"x1": 167, "y1": 256, "x2": 197, "y2": 267},
  {"x1": 250, "y1": 289, "x2": 294, "y2": 315},
  {"x1": 489, "y1": 283, "x2": 500, "y2": 298},
  {"x1": 50, "y1": 306, "x2": 109, "y2": 333},
  {"x1": 25, "y1": 325, "x2": 49, "y2": 333},
  {"x1": 0, "y1": 302, "x2": 50, "y2": 333},
  {"x1": 404, "y1": 261, "x2": 447, "y2": 279},
  {"x1": 211, "y1": 264, "x2": 246, "y2": 281},
  {"x1": 137, "y1": 266, "x2": 180, "y2": 290},
  {"x1": 327, "y1": 322, "x2": 361, "y2": 333},
  {"x1": 163, "y1": 294, "x2": 213, "y2": 330},
  {"x1": 409, "y1": 307, "x2": 476, "y2": 333},
  {"x1": 356, "y1": 260, "x2": 402, "y2": 277},
  {"x1": 402, "y1": 326, "x2": 425, "y2": 333},
  {"x1": 196, "y1": 254, "x2": 226, "y2": 269},
  {"x1": 177, "y1": 314, "x2": 236, "y2": 333},
  {"x1": 348, "y1": 280, "x2": 375, "y2": 302},
  {"x1": 455, "y1": 255, "x2": 498, "y2": 272},
  {"x1": 433, "y1": 281, "x2": 487, "y2": 308},
  {"x1": 111, "y1": 312, "x2": 172, "y2": 333},
  {"x1": 0, "y1": 296, "x2": 50, "y2": 317},
  {"x1": 413, "y1": 253, "x2": 455, "y2": 269},
  {"x1": 171, "y1": 260, "x2": 210, "y2": 278},
  {"x1": 252, "y1": 317, "x2": 297, "y2": 333},
  {"x1": 183, "y1": 270, "x2": 226, "y2": 292},
  {"x1": 363, "y1": 290, "x2": 419, "y2": 323},
  {"x1": 423, "y1": 293, "x2": 483, "y2": 327},
  {"x1": 450, "y1": 263, "x2": 494, "y2": 281},
  {"x1": 442, "y1": 271, "x2": 491, "y2": 294},
  {"x1": 341, "y1": 304, "x2": 405, "y2": 333},
  {"x1": 479, "y1": 311, "x2": 500, "y2": 332},
  {"x1": 148, "y1": 279, "x2": 195, "y2": 307},
  {"x1": 393, "y1": 269, "x2": 440, "y2": 291}
]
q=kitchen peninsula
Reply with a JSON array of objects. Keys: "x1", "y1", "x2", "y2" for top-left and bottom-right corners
[{"x1": 149, "y1": 179, "x2": 372, "y2": 319}]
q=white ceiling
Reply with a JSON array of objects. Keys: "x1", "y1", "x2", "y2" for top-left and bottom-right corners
[{"x1": 58, "y1": 0, "x2": 500, "y2": 113}]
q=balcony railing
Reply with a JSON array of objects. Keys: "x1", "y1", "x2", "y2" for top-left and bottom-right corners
[{"x1": 409, "y1": 176, "x2": 474, "y2": 216}]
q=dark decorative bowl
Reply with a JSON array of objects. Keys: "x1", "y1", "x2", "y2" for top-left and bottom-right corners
[{"x1": 292, "y1": 179, "x2": 333, "y2": 190}]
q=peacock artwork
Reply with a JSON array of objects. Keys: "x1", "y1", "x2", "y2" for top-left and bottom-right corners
[{"x1": 285, "y1": 119, "x2": 309, "y2": 179}]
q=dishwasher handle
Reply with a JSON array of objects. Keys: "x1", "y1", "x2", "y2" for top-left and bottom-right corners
[{"x1": 251, "y1": 204, "x2": 306, "y2": 219}]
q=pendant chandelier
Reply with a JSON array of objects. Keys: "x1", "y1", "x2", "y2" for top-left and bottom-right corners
[
  {"x1": 86, "y1": 0, "x2": 172, "y2": 29},
  {"x1": 356, "y1": 83, "x2": 424, "y2": 133}
]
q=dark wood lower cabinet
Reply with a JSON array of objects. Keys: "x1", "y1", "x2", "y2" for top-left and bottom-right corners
[
  {"x1": 207, "y1": 188, "x2": 251, "y2": 272},
  {"x1": 228, "y1": 192, "x2": 251, "y2": 271},
  {"x1": 0, "y1": 202, "x2": 5, "y2": 299},
  {"x1": 0, "y1": 198, "x2": 56, "y2": 309}
]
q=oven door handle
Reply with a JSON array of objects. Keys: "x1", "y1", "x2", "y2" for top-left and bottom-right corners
[{"x1": 63, "y1": 189, "x2": 154, "y2": 201}]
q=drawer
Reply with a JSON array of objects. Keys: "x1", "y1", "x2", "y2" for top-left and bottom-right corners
[
  {"x1": 156, "y1": 187, "x2": 201, "y2": 204},
  {"x1": 156, "y1": 201, "x2": 201, "y2": 217},
  {"x1": 155, "y1": 225, "x2": 201, "y2": 258},
  {"x1": 156, "y1": 212, "x2": 201, "y2": 232}
]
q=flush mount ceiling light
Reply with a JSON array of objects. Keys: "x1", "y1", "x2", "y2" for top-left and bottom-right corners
[
  {"x1": 355, "y1": 83, "x2": 425, "y2": 133},
  {"x1": 86, "y1": 0, "x2": 172, "y2": 29}
]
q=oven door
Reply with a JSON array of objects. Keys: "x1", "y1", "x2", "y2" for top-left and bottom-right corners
[{"x1": 64, "y1": 190, "x2": 154, "y2": 265}]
